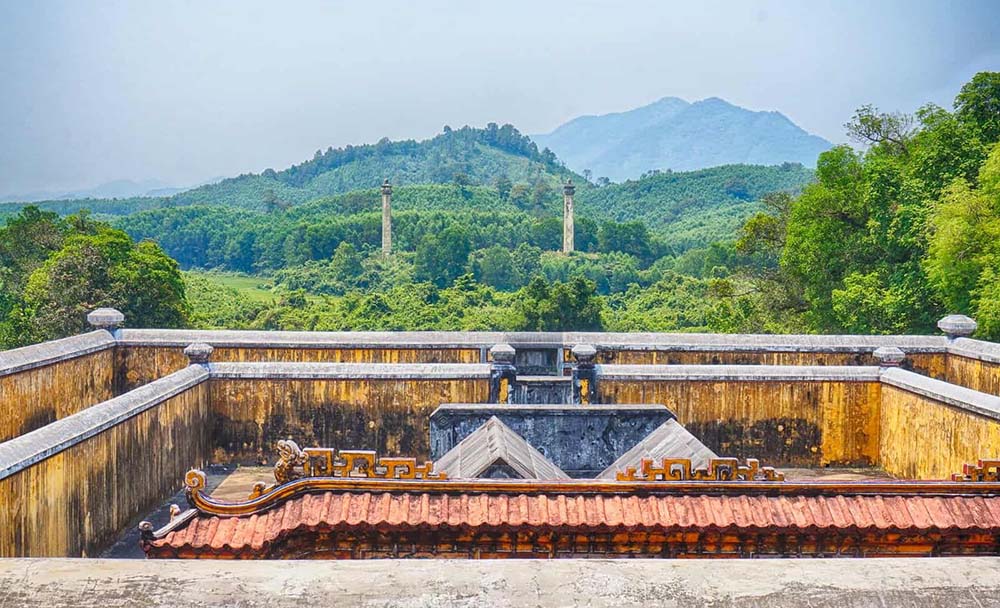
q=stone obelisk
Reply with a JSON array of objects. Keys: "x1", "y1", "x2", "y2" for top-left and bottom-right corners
[
  {"x1": 562, "y1": 178, "x2": 575, "y2": 253},
  {"x1": 381, "y1": 179, "x2": 392, "y2": 256}
]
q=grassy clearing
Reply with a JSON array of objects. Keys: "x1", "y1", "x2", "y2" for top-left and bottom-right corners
[{"x1": 183, "y1": 270, "x2": 278, "y2": 303}]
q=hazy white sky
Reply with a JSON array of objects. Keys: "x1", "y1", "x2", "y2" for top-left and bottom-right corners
[{"x1": 1, "y1": 0, "x2": 998, "y2": 196}]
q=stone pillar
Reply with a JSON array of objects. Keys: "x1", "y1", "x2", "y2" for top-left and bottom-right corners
[
  {"x1": 381, "y1": 178, "x2": 392, "y2": 256},
  {"x1": 184, "y1": 343, "x2": 214, "y2": 366},
  {"x1": 562, "y1": 179, "x2": 575, "y2": 253},
  {"x1": 87, "y1": 307, "x2": 125, "y2": 332},
  {"x1": 489, "y1": 343, "x2": 517, "y2": 404},
  {"x1": 571, "y1": 344, "x2": 598, "y2": 404},
  {"x1": 938, "y1": 314, "x2": 977, "y2": 340},
  {"x1": 873, "y1": 346, "x2": 905, "y2": 368}
]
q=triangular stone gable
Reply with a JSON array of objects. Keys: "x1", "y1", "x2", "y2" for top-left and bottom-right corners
[
  {"x1": 434, "y1": 416, "x2": 569, "y2": 480},
  {"x1": 597, "y1": 418, "x2": 717, "y2": 480}
]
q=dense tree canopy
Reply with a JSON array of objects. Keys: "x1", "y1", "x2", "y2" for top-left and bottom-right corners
[
  {"x1": 730, "y1": 72, "x2": 1000, "y2": 337},
  {"x1": 0, "y1": 208, "x2": 187, "y2": 347}
]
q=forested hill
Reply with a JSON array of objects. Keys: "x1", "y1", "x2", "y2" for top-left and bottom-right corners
[
  {"x1": 0, "y1": 124, "x2": 577, "y2": 217},
  {"x1": 577, "y1": 162, "x2": 813, "y2": 250},
  {"x1": 114, "y1": 163, "x2": 815, "y2": 267},
  {"x1": 532, "y1": 96, "x2": 832, "y2": 182}
]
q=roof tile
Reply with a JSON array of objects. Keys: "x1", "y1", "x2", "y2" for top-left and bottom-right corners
[{"x1": 155, "y1": 490, "x2": 1000, "y2": 554}]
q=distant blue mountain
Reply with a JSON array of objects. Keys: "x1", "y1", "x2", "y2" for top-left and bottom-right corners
[
  {"x1": 0, "y1": 177, "x2": 226, "y2": 204},
  {"x1": 531, "y1": 96, "x2": 832, "y2": 182}
]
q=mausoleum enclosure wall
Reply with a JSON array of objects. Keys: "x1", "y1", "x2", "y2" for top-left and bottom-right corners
[{"x1": 3, "y1": 316, "x2": 1000, "y2": 556}]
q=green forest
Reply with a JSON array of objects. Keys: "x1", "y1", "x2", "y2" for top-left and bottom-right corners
[{"x1": 1, "y1": 72, "x2": 998, "y2": 348}]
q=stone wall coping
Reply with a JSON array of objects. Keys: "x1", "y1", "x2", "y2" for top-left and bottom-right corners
[
  {"x1": 208, "y1": 362, "x2": 492, "y2": 380},
  {"x1": 597, "y1": 364, "x2": 883, "y2": 382},
  {"x1": 430, "y1": 403, "x2": 672, "y2": 418},
  {"x1": 880, "y1": 367, "x2": 1000, "y2": 422},
  {"x1": 116, "y1": 328, "x2": 950, "y2": 353},
  {"x1": 0, "y1": 330, "x2": 115, "y2": 378},
  {"x1": 946, "y1": 338, "x2": 1000, "y2": 364},
  {"x1": 6, "y1": 557, "x2": 1000, "y2": 606},
  {"x1": 0, "y1": 365, "x2": 208, "y2": 481}
]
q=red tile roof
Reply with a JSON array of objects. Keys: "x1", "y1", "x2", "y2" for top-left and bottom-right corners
[{"x1": 153, "y1": 491, "x2": 1000, "y2": 554}]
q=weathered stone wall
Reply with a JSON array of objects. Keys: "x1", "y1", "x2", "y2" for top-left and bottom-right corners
[
  {"x1": 879, "y1": 368, "x2": 1000, "y2": 479},
  {"x1": 120, "y1": 345, "x2": 483, "y2": 390},
  {"x1": 116, "y1": 345, "x2": 189, "y2": 391},
  {"x1": 0, "y1": 332, "x2": 116, "y2": 443},
  {"x1": 595, "y1": 350, "x2": 947, "y2": 378},
  {"x1": 208, "y1": 363, "x2": 491, "y2": 462},
  {"x1": 0, "y1": 367, "x2": 210, "y2": 557},
  {"x1": 944, "y1": 353, "x2": 1000, "y2": 396},
  {"x1": 598, "y1": 366, "x2": 882, "y2": 467}
]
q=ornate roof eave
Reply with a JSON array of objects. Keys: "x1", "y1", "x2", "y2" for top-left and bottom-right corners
[{"x1": 178, "y1": 469, "x2": 1000, "y2": 520}]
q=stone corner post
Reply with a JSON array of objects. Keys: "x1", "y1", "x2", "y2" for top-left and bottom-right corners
[
  {"x1": 937, "y1": 314, "x2": 977, "y2": 341},
  {"x1": 184, "y1": 342, "x2": 214, "y2": 367},
  {"x1": 87, "y1": 307, "x2": 125, "y2": 333},
  {"x1": 571, "y1": 343, "x2": 598, "y2": 404},
  {"x1": 873, "y1": 346, "x2": 906, "y2": 368},
  {"x1": 489, "y1": 343, "x2": 517, "y2": 404}
]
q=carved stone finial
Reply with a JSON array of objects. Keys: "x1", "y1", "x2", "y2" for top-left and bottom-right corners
[
  {"x1": 938, "y1": 314, "x2": 977, "y2": 339},
  {"x1": 563, "y1": 179, "x2": 575, "y2": 196},
  {"x1": 185, "y1": 469, "x2": 207, "y2": 493},
  {"x1": 138, "y1": 520, "x2": 154, "y2": 541},
  {"x1": 381, "y1": 178, "x2": 392, "y2": 195},
  {"x1": 183, "y1": 343, "x2": 214, "y2": 365},
  {"x1": 873, "y1": 346, "x2": 906, "y2": 367},
  {"x1": 274, "y1": 438, "x2": 306, "y2": 485},
  {"x1": 571, "y1": 344, "x2": 597, "y2": 365},
  {"x1": 489, "y1": 343, "x2": 516, "y2": 364},
  {"x1": 87, "y1": 307, "x2": 125, "y2": 330}
]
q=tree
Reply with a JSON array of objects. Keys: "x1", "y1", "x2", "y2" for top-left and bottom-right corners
[
  {"x1": 494, "y1": 175, "x2": 512, "y2": 201},
  {"x1": 22, "y1": 227, "x2": 188, "y2": 341},
  {"x1": 0, "y1": 206, "x2": 69, "y2": 293},
  {"x1": 509, "y1": 184, "x2": 530, "y2": 210},
  {"x1": 845, "y1": 104, "x2": 914, "y2": 154},
  {"x1": 597, "y1": 221, "x2": 653, "y2": 263},
  {"x1": 924, "y1": 179, "x2": 998, "y2": 314},
  {"x1": 955, "y1": 71, "x2": 1000, "y2": 144},
  {"x1": 516, "y1": 276, "x2": 603, "y2": 331},
  {"x1": 530, "y1": 181, "x2": 554, "y2": 215},
  {"x1": 469, "y1": 245, "x2": 519, "y2": 290},
  {"x1": 413, "y1": 225, "x2": 472, "y2": 287},
  {"x1": 330, "y1": 241, "x2": 364, "y2": 284}
]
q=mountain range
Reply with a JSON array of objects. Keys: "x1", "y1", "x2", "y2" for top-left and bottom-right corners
[
  {"x1": 1, "y1": 120, "x2": 816, "y2": 251},
  {"x1": 531, "y1": 96, "x2": 832, "y2": 182}
]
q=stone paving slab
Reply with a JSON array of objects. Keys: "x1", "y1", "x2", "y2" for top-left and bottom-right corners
[{"x1": 1, "y1": 557, "x2": 999, "y2": 607}]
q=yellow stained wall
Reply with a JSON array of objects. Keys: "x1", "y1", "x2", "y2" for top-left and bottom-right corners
[
  {"x1": 0, "y1": 350, "x2": 115, "y2": 443},
  {"x1": 600, "y1": 380, "x2": 881, "y2": 466},
  {"x1": 0, "y1": 382, "x2": 210, "y2": 557},
  {"x1": 879, "y1": 384, "x2": 1000, "y2": 480},
  {"x1": 945, "y1": 355, "x2": 1000, "y2": 396},
  {"x1": 597, "y1": 351, "x2": 946, "y2": 378},
  {"x1": 210, "y1": 377, "x2": 490, "y2": 462},
  {"x1": 120, "y1": 346, "x2": 483, "y2": 390}
]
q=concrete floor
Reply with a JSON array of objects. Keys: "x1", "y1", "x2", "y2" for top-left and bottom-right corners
[{"x1": 2, "y1": 557, "x2": 999, "y2": 607}]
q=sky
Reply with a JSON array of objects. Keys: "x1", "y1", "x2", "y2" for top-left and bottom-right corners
[{"x1": 1, "y1": 0, "x2": 999, "y2": 198}]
